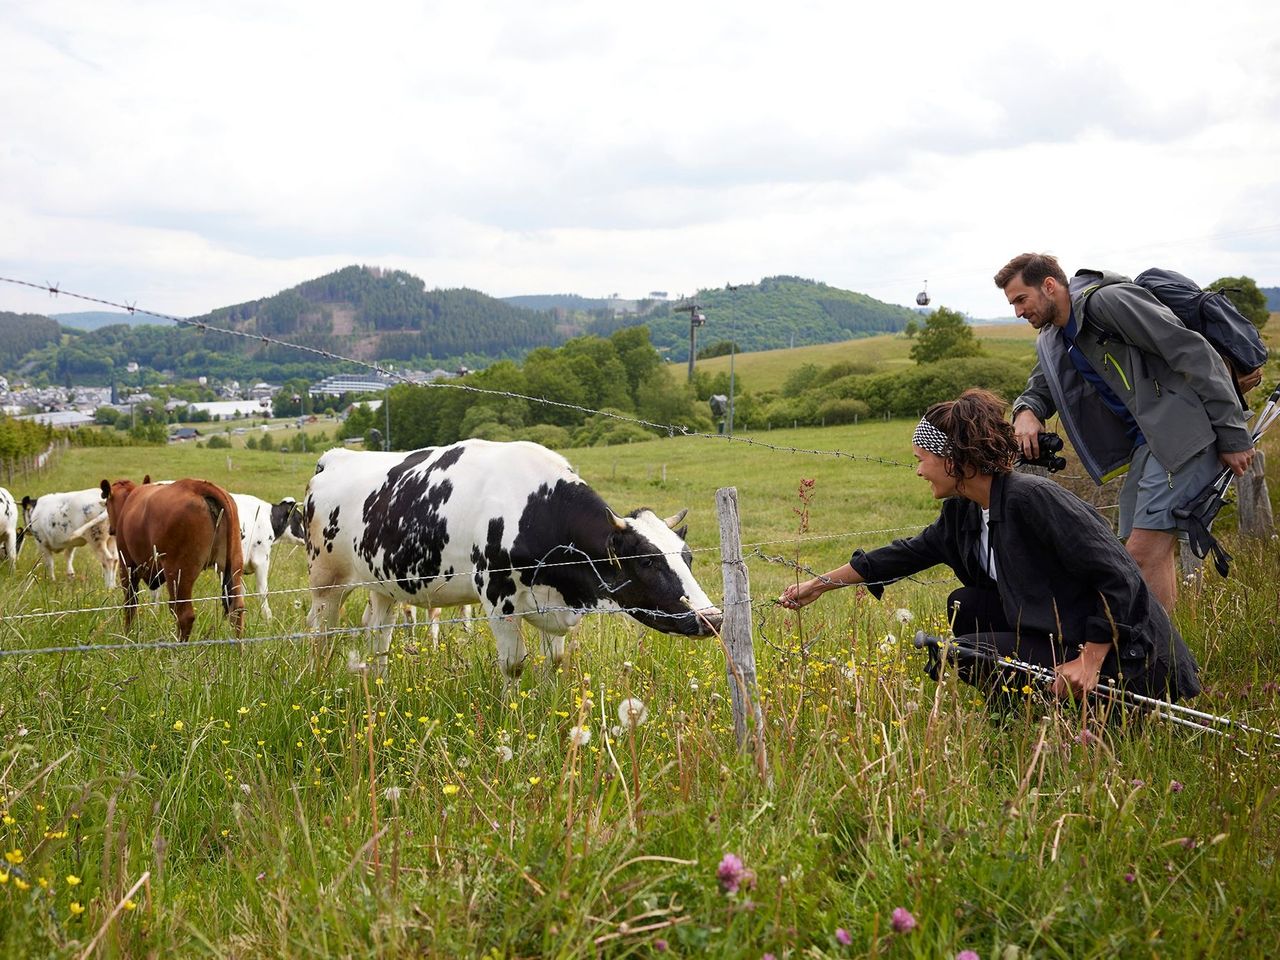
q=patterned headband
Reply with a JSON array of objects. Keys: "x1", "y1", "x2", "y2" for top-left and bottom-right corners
[{"x1": 912, "y1": 418, "x2": 950, "y2": 458}]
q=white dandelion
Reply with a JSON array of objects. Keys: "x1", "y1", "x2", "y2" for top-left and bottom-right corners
[
  {"x1": 345, "y1": 649, "x2": 368, "y2": 673},
  {"x1": 568, "y1": 725, "x2": 592, "y2": 747},
  {"x1": 894, "y1": 608, "x2": 914, "y2": 624},
  {"x1": 617, "y1": 697, "x2": 649, "y2": 728},
  {"x1": 382, "y1": 786, "x2": 401, "y2": 803},
  {"x1": 495, "y1": 745, "x2": 513, "y2": 763}
]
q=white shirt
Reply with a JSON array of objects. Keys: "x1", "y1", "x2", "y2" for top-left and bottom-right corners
[{"x1": 977, "y1": 507, "x2": 998, "y2": 581}]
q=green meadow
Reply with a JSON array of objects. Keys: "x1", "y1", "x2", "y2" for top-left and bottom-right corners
[{"x1": 1, "y1": 410, "x2": 1279, "y2": 957}]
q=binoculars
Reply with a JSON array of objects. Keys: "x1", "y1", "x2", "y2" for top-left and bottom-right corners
[{"x1": 1017, "y1": 432, "x2": 1067, "y2": 473}]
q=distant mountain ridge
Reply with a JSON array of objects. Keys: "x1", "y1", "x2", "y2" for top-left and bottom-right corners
[
  {"x1": 4, "y1": 266, "x2": 922, "y2": 383},
  {"x1": 1263, "y1": 286, "x2": 1280, "y2": 312}
]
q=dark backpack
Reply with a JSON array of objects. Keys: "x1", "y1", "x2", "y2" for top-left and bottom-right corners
[{"x1": 1082, "y1": 268, "x2": 1268, "y2": 406}]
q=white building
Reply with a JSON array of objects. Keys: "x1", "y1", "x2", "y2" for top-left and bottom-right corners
[{"x1": 188, "y1": 399, "x2": 271, "y2": 419}]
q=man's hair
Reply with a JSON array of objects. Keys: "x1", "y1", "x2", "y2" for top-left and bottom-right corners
[
  {"x1": 923, "y1": 388, "x2": 1018, "y2": 478},
  {"x1": 993, "y1": 253, "x2": 1068, "y2": 290}
]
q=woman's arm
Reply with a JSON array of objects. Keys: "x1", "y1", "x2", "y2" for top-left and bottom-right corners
[{"x1": 778, "y1": 563, "x2": 864, "y2": 609}]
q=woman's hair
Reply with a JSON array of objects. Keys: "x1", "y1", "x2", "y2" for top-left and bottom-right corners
[{"x1": 922, "y1": 388, "x2": 1018, "y2": 478}]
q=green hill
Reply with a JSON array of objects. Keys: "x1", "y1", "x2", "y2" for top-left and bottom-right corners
[{"x1": 588, "y1": 276, "x2": 920, "y2": 360}]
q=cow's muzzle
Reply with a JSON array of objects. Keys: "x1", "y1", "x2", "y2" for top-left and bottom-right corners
[{"x1": 687, "y1": 603, "x2": 724, "y2": 636}]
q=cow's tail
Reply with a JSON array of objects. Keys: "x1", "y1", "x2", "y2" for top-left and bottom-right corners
[{"x1": 193, "y1": 481, "x2": 246, "y2": 634}]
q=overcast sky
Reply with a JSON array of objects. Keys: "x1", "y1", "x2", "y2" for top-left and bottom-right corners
[{"x1": 3, "y1": 0, "x2": 1278, "y2": 324}]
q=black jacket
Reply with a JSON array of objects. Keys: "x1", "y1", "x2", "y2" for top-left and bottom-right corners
[{"x1": 850, "y1": 471, "x2": 1199, "y2": 695}]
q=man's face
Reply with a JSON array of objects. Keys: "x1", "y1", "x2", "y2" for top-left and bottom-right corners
[{"x1": 1004, "y1": 275, "x2": 1060, "y2": 330}]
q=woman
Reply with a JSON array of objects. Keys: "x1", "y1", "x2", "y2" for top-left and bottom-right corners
[{"x1": 779, "y1": 389, "x2": 1200, "y2": 703}]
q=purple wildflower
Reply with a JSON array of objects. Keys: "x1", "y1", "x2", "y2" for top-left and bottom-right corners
[
  {"x1": 763, "y1": 955, "x2": 777, "y2": 960},
  {"x1": 1130, "y1": 778, "x2": 1145, "y2": 789},
  {"x1": 835, "y1": 927, "x2": 852, "y2": 946},
  {"x1": 653, "y1": 938, "x2": 668, "y2": 952},
  {"x1": 1124, "y1": 872, "x2": 1136, "y2": 884},
  {"x1": 890, "y1": 907, "x2": 917, "y2": 933},
  {"x1": 1169, "y1": 780, "x2": 1184, "y2": 793},
  {"x1": 717, "y1": 853, "x2": 746, "y2": 894},
  {"x1": 1075, "y1": 728, "x2": 1099, "y2": 746},
  {"x1": 957, "y1": 951, "x2": 981, "y2": 960}
]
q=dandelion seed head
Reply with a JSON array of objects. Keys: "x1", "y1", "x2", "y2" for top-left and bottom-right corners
[
  {"x1": 495, "y1": 745, "x2": 513, "y2": 762},
  {"x1": 894, "y1": 608, "x2": 914, "y2": 624},
  {"x1": 617, "y1": 697, "x2": 648, "y2": 728},
  {"x1": 568, "y1": 725, "x2": 592, "y2": 747},
  {"x1": 346, "y1": 649, "x2": 368, "y2": 673}
]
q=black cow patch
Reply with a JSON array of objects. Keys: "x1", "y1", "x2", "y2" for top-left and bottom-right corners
[
  {"x1": 323, "y1": 506, "x2": 341, "y2": 554},
  {"x1": 477, "y1": 517, "x2": 516, "y2": 610},
  {"x1": 357, "y1": 446, "x2": 466, "y2": 594}
]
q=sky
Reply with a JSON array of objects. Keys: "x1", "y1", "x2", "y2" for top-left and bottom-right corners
[{"x1": 2, "y1": 0, "x2": 1279, "y2": 324}]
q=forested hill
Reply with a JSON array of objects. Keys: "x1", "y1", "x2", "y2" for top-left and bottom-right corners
[
  {"x1": 582, "y1": 276, "x2": 919, "y2": 360},
  {"x1": 0, "y1": 312, "x2": 61, "y2": 370},
  {"x1": 199, "y1": 265, "x2": 559, "y2": 361}
]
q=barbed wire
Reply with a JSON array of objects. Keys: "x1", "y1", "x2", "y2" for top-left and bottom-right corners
[
  {"x1": 0, "y1": 276, "x2": 910, "y2": 467},
  {"x1": 1, "y1": 524, "x2": 925, "y2": 623}
]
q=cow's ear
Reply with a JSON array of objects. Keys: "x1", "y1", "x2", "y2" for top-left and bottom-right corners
[
  {"x1": 100, "y1": 480, "x2": 111, "y2": 500},
  {"x1": 674, "y1": 524, "x2": 688, "y2": 541},
  {"x1": 21, "y1": 496, "x2": 34, "y2": 510},
  {"x1": 143, "y1": 474, "x2": 151, "y2": 484}
]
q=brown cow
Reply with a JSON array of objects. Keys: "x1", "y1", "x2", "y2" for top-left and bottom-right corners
[{"x1": 100, "y1": 477, "x2": 246, "y2": 640}]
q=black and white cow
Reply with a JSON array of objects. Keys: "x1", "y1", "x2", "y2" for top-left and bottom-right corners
[
  {"x1": 0, "y1": 487, "x2": 17, "y2": 571},
  {"x1": 305, "y1": 440, "x2": 721, "y2": 676},
  {"x1": 231, "y1": 494, "x2": 305, "y2": 620},
  {"x1": 20, "y1": 488, "x2": 119, "y2": 587}
]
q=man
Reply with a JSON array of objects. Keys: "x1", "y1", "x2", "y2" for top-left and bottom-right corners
[{"x1": 994, "y1": 253, "x2": 1254, "y2": 610}]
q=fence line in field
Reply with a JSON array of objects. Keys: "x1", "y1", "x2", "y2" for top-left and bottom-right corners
[
  {"x1": 1, "y1": 524, "x2": 928, "y2": 624},
  {"x1": 0, "y1": 275, "x2": 911, "y2": 468}
]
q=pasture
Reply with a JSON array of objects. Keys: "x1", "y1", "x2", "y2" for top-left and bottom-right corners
[{"x1": 1, "y1": 423, "x2": 1278, "y2": 958}]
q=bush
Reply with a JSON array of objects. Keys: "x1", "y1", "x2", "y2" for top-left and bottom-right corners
[
  {"x1": 516, "y1": 424, "x2": 572, "y2": 449},
  {"x1": 206, "y1": 434, "x2": 231, "y2": 449},
  {"x1": 816, "y1": 397, "x2": 870, "y2": 425}
]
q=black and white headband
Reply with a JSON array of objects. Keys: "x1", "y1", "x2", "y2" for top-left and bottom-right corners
[{"x1": 912, "y1": 418, "x2": 950, "y2": 457}]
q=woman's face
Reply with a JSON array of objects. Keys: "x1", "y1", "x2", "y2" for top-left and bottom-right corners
[{"x1": 913, "y1": 445, "x2": 958, "y2": 499}]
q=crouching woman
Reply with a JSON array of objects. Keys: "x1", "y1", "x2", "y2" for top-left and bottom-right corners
[{"x1": 779, "y1": 389, "x2": 1200, "y2": 703}]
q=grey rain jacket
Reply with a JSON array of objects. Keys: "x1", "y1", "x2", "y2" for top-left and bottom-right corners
[
  {"x1": 1013, "y1": 269, "x2": 1252, "y2": 484},
  {"x1": 849, "y1": 470, "x2": 1200, "y2": 697}
]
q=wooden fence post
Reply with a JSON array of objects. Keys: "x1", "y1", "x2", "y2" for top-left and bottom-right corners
[
  {"x1": 1237, "y1": 450, "x2": 1274, "y2": 540},
  {"x1": 715, "y1": 487, "x2": 769, "y2": 781}
]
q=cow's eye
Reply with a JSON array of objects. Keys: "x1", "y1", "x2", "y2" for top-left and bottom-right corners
[{"x1": 640, "y1": 557, "x2": 654, "y2": 568}]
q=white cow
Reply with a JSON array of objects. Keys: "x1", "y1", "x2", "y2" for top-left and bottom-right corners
[
  {"x1": 0, "y1": 487, "x2": 17, "y2": 571},
  {"x1": 231, "y1": 493, "x2": 305, "y2": 620},
  {"x1": 20, "y1": 488, "x2": 119, "y2": 587}
]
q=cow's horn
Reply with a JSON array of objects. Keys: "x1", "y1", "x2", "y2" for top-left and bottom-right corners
[
  {"x1": 663, "y1": 508, "x2": 689, "y2": 529},
  {"x1": 610, "y1": 512, "x2": 627, "y2": 531}
]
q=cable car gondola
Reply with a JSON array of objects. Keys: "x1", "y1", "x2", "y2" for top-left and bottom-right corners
[{"x1": 916, "y1": 281, "x2": 931, "y2": 307}]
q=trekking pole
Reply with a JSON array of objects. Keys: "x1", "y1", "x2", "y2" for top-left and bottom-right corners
[
  {"x1": 913, "y1": 632, "x2": 1280, "y2": 742},
  {"x1": 1174, "y1": 381, "x2": 1280, "y2": 574}
]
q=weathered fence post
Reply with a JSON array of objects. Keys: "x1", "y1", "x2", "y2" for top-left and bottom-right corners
[
  {"x1": 1237, "y1": 450, "x2": 1274, "y2": 539},
  {"x1": 715, "y1": 487, "x2": 769, "y2": 781}
]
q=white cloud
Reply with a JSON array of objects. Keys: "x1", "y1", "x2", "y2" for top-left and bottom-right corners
[{"x1": 2, "y1": 0, "x2": 1279, "y2": 321}]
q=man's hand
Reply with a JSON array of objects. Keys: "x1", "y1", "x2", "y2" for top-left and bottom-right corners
[
  {"x1": 1050, "y1": 642, "x2": 1110, "y2": 700},
  {"x1": 1236, "y1": 366, "x2": 1264, "y2": 394},
  {"x1": 1013, "y1": 408, "x2": 1045, "y2": 460},
  {"x1": 778, "y1": 579, "x2": 825, "y2": 610},
  {"x1": 1219, "y1": 447, "x2": 1255, "y2": 477}
]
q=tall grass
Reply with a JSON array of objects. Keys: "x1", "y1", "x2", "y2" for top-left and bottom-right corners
[{"x1": 0, "y1": 424, "x2": 1277, "y2": 958}]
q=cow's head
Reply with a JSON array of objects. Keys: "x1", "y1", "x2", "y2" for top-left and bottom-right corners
[
  {"x1": 271, "y1": 497, "x2": 306, "y2": 544},
  {"x1": 604, "y1": 507, "x2": 722, "y2": 637},
  {"x1": 20, "y1": 496, "x2": 37, "y2": 521},
  {"x1": 99, "y1": 479, "x2": 137, "y2": 536}
]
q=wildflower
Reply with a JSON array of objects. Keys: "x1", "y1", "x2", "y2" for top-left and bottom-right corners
[
  {"x1": 1124, "y1": 872, "x2": 1136, "y2": 884},
  {"x1": 14, "y1": 877, "x2": 30, "y2": 891},
  {"x1": 653, "y1": 939, "x2": 668, "y2": 952},
  {"x1": 442, "y1": 784, "x2": 460, "y2": 796},
  {"x1": 2, "y1": 815, "x2": 14, "y2": 825},
  {"x1": 346, "y1": 650, "x2": 368, "y2": 673},
  {"x1": 1020, "y1": 684, "x2": 1034, "y2": 696},
  {"x1": 69, "y1": 901, "x2": 85, "y2": 917},
  {"x1": 528, "y1": 776, "x2": 542, "y2": 786},
  {"x1": 66, "y1": 874, "x2": 81, "y2": 886},
  {"x1": 496, "y1": 746, "x2": 513, "y2": 763},
  {"x1": 957, "y1": 952, "x2": 980, "y2": 960},
  {"x1": 617, "y1": 697, "x2": 649, "y2": 728},
  {"x1": 1075, "y1": 728, "x2": 1099, "y2": 746},
  {"x1": 568, "y1": 725, "x2": 592, "y2": 747},
  {"x1": 123, "y1": 899, "x2": 137, "y2": 911},
  {"x1": 894, "y1": 608, "x2": 914, "y2": 624},
  {"x1": 383, "y1": 786, "x2": 401, "y2": 803},
  {"x1": 4, "y1": 849, "x2": 24, "y2": 865},
  {"x1": 0, "y1": 873, "x2": 7, "y2": 884},
  {"x1": 172, "y1": 720, "x2": 184, "y2": 732},
  {"x1": 1131, "y1": 778, "x2": 1145, "y2": 789},
  {"x1": 835, "y1": 927, "x2": 853, "y2": 946},
  {"x1": 890, "y1": 907, "x2": 916, "y2": 933},
  {"x1": 717, "y1": 853, "x2": 746, "y2": 894},
  {"x1": 1170, "y1": 780, "x2": 1184, "y2": 793}
]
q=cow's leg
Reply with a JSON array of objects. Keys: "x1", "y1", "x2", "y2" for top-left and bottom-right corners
[
  {"x1": 64, "y1": 546, "x2": 77, "y2": 579},
  {"x1": 165, "y1": 566, "x2": 196, "y2": 641},
  {"x1": 489, "y1": 613, "x2": 527, "y2": 681},
  {"x1": 364, "y1": 591, "x2": 397, "y2": 675},
  {"x1": 539, "y1": 629, "x2": 568, "y2": 670},
  {"x1": 122, "y1": 567, "x2": 141, "y2": 631},
  {"x1": 429, "y1": 606, "x2": 442, "y2": 648},
  {"x1": 254, "y1": 557, "x2": 272, "y2": 620}
]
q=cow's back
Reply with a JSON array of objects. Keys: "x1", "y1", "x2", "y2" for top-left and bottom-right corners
[
  {"x1": 306, "y1": 441, "x2": 580, "y2": 605},
  {"x1": 30, "y1": 488, "x2": 111, "y2": 550}
]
